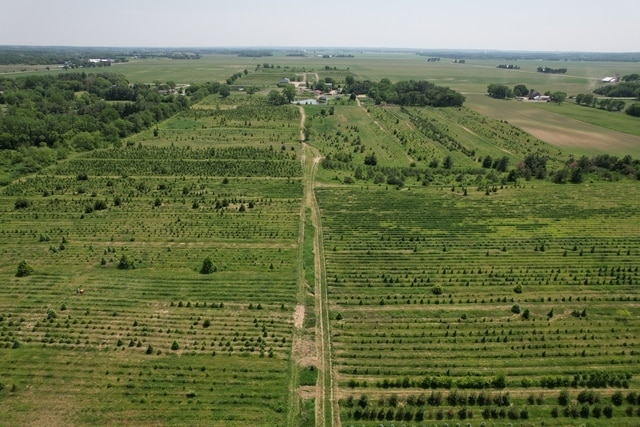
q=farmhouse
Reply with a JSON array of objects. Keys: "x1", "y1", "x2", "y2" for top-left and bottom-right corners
[
  {"x1": 601, "y1": 74, "x2": 619, "y2": 83},
  {"x1": 89, "y1": 58, "x2": 113, "y2": 64}
]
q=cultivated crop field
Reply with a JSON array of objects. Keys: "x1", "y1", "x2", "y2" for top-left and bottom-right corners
[
  {"x1": 1, "y1": 50, "x2": 640, "y2": 426},
  {"x1": 0, "y1": 98, "x2": 306, "y2": 426},
  {"x1": 317, "y1": 182, "x2": 640, "y2": 426}
]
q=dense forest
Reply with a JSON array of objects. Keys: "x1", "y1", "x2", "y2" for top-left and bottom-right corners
[{"x1": 0, "y1": 72, "x2": 189, "y2": 181}]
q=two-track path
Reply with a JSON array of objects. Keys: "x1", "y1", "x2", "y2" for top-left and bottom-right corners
[{"x1": 288, "y1": 105, "x2": 339, "y2": 427}]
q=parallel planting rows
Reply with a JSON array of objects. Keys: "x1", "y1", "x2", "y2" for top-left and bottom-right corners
[
  {"x1": 0, "y1": 99, "x2": 305, "y2": 426},
  {"x1": 316, "y1": 182, "x2": 640, "y2": 426}
]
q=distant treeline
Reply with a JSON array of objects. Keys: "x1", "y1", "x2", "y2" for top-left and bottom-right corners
[
  {"x1": 497, "y1": 64, "x2": 520, "y2": 70},
  {"x1": 0, "y1": 47, "x2": 130, "y2": 65},
  {"x1": 415, "y1": 50, "x2": 640, "y2": 62},
  {"x1": 237, "y1": 50, "x2": 273, "y2": 57},
  {"x1": 346, "y1": 78, "x2": 465, "y2": 107},
  {"x1": 537, "y1": 67, "x2": 567, "y2": 74}
]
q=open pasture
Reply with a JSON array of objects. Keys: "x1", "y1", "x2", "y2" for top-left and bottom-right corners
[{"x1": 316, "y1": 181, "x2": 640, "y2": 425}]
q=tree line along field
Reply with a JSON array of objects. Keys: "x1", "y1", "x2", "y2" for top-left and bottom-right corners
[{"x1": 1, "y1": 50, "x2": 640, "y2": 426}]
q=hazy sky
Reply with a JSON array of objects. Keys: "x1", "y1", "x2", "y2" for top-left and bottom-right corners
[{"x1": 2, "y1": 0, "x2": 639, "y2": 52}]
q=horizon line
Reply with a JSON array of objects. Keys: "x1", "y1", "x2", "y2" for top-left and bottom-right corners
[{"x1": 2, "y1": 45, "x2": 640, "y2": 55}]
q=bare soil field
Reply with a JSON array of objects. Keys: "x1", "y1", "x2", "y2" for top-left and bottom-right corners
[{"x1": 466, "y1": 94, "x2": 640, "y2": 156}]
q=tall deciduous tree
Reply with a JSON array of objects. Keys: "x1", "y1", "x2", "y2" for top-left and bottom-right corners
[
  {"x1": 513, "y1": 84, "x2": 529, "y2": 97},
  {"x1": 267, "y1": 90, "x2": 286, "y2": 105},
  {"x1": 218, "y1": 85, "x2": 230, "y2": 98},
  {"x1": 282, "y1": 84, "x2": 296, "y2": 103},
  {"x1": 626, "y1": 103, "x2": 640, "y2": 117},
  {"x1": 551, "y1": 92, "x2": 567, "y2": 104},
  {"x1": 487, "y1": 84, "x2": 513, "y2": 99}
]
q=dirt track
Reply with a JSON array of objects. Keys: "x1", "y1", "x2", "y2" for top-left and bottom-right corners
[{"x1": 288, "y1": 105, "x2": 338, "y2": 427}]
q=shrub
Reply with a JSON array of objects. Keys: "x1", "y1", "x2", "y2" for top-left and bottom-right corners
[
  {"x1": 612, "y1": 391, "x2": 624, "y2": 406},
  {"x1": 16, "y1": 260, "x2": 33, "y2": 277},
  {"x1": 558, "y1": 389, "x2": 570, "y2": 406},
  {"x1": 626, "y1": 103, "x2": 640, "y2": 117},
  {"x1": 432, "y1": 284, "x2": 443, "y2": 295},
  {"x1": 117, "y1": 255, "x2": 134, "y2": 270},
  {"x1": 492, "y1": 372, "x2": 507, "y2": 389},
  {"x1": 580, "y1": 405, "x2": 590, "y2": 419},
  {"x1": 357, "y1": 394, "x2": 368, "y2": 408},
  {"x1": 364, "y1": 153, "x2": 377, "y2": 166},
  {"x1": 200, "y1": 256, "x2": 216, "y2": 274},
  {"x1": 94, "y1": 200, "x2": 108, "y2": 211},
  {"x1": 14, "y1": 198, "x2": 30, "y2": 210},
  {"x1": 171, "y1": 341, "x2": 179, "y2": 351}
]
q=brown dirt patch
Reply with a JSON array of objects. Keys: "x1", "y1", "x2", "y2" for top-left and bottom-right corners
[{"x1": 293, "y1": 304, "x2": 304, "y2": 329}]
